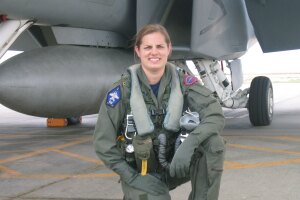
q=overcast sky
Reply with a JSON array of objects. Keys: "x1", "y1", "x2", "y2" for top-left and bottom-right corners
[{"x1": 241, "y1": 43, "x2": 300, "y2": 74}]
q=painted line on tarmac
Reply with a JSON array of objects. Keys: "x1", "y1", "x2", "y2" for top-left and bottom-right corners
[
  {"x1": 0, "y1": 165, "x2": 22, "y2": 176},
  {"x1": 0, "y1": 137, "x2": 87, "y2": 146},
  {"x1": 52, "y1": 149, "x2": 103, "y2": 165},
  {"x1": 224, "y1": 161, "x2": 243, "y2": 166},
  {"x1": 2, "y1": 158, "x2": 298, "y2": 179},
  {"x1": 225, "y1": 158, "x2": 300, "y2": 169},
  {"x1": 0, "y1": 132, "x2": 91, "y2": 139},
  {"x1": 0, "y1": 149, "x2": 33, "y2": 154},
  {"x1": 0, "y1": 137, "x2": 91, "y2": 164},
  {"x1": 0, "y1": 173, "x2": 117, "y2": 179},
  {"x1": 0, "y1": 136, "x2": 106, "y2": 179},
  {"x1": 233, "y1": 135, "x2": 300, "y2": 142},
  {"x1": 0, "y1": 133, "x2": 38, "y2": 139},
  {"x1": 5, "y1": 157, "x2": 300, "y2": 178},
  {"x1": 266, "y1": 136, "x2": 300, "y2": 142},
  {"x1": 227, "y1": 143, "x2": 300, "y2": 156}
]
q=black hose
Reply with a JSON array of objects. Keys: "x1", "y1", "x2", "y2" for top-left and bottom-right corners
[
  {"x1": 157, "y1": 133, "x2": 170, "y2": 169},
  {"x1": 174, "y1": 136, "x2": 181, "y2": 153}
]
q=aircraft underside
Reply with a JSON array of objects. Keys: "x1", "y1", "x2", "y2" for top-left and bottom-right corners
[
  {"x1": 1, "y1": 0, "x2": 299, "y2": 126},
  {"x1": 0, "y1": 44, "x2": 273, "y2": 126}
]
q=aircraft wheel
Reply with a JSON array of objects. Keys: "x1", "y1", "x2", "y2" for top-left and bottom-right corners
[
  {"x1": 67, "y1": 117, "x2": 82, "y2": 125},
  {"x1": 248, "y1": 76, "x2": 273, "y2": 126}
]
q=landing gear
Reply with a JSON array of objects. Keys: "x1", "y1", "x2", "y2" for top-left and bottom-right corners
[
  {"x1": 67, "y1": 117, "x2": 82, "y2": 125},
  {"x1": 184, "y1": 59, "x2": 274, "y2": 126},
  {"x1": 47, "y1": 117, "x2": 82, "y2": 127},
  {"x1": 248, "y1": 76, "x2": 273, "y2": 126}
]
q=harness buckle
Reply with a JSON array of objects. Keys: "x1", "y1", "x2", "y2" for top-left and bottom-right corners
[
  {"x1": 150, "y1": 109, "x2": 166, "y2": 116},
  {"x1": 124, "y1": 113, "x2": 136, "y2": 140}
]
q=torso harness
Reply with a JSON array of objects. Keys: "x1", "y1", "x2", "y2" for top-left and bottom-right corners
[{"x1": 120, "y1": 63, "x2": 199, "y2": 176}]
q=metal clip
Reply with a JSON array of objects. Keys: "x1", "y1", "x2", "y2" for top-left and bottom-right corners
[
  {"x1": 179, "y1": 131, "x2": 189, "y2": 143},
  {"x1": 124, "y1": 113, "x2": 136, "y2": 140}
]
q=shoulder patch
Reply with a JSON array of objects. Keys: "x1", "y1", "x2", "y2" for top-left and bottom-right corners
[
  {"x1": 183, "y1": 74, "x2": 198, "y2": 86},
  {"x1": 106, "y1": 85, "x2": 121, "y2": 107}
]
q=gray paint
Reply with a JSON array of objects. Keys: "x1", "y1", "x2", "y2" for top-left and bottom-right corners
[
  {"x1": 0, "y1": 46, "x2": 134, "y2": 117},
  {"x1": 52, "y1": 27, "x2": 128, "y2": 48},
  {"x1": 1, "y1": 0, "x2": 256, "y2": 60},
  {"x1": 10, "y1": 29, "x2": 42, "y2": 51},
  {"x1": 190, "y1": 0, "x2": 255, "y2": 60},
  {"x1": 0, "y1": 0, "x2": 136, "y2": 37},
  {"x1": 2, "y1": 0, "x2": 300, "y2": 57},
  {"x1": 245, "y1": 0, "x2": 300, "y2": 53},
  {"x1": 136, "y1": 0, "x2": 173, "y2": 30},
  {"x1": 1, "y1": 0, "x2": 300, "y2": 118}
]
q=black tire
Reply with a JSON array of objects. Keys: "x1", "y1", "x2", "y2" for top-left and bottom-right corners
[
  {"x1": 248, "y1": 76, "x2": 273, "y2": 126},
  {"x1": 67, "y1": 117, "x2": 82, "y2": 125}
]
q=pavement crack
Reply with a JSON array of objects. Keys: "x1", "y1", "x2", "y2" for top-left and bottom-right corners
[{"x1": 11, "y1": 177, "x2": 71, "y2": 199}]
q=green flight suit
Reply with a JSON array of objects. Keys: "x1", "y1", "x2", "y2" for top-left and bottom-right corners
[{"x1": 94, "y1": 63, "x2": 225, "y2": 200}]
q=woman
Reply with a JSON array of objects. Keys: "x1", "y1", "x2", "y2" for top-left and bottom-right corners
[{"x1": 94, "y1": 24, "x2": 225, "y2": 200}]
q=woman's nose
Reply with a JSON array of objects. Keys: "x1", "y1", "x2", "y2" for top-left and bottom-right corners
[{"x1": 150, "y1": 47, "x2": 158, "y2": 55}]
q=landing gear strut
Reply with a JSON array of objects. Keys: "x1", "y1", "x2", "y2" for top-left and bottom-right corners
[{"x1": 182, "y1": 59, "x2": 274, "y2": 126}]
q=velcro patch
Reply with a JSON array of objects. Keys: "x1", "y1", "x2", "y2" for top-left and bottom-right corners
[
  {"x1": 106, "y1": 85, "x2": 121, "y2": 107},
  {"x1": 184, "y1": 75, "x2": 198, "y2": 86}
]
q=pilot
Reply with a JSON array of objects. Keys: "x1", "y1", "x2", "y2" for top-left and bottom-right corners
[{"x1": 94, "y1": 24, "x2": 225, "y2": 200}]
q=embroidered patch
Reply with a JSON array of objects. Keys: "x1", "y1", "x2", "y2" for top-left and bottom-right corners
[
  {"x1": 184, "y1": 75, "x2": 198, "y2": 86},
  {"x1": 106, "y1": 85, "x2": 121, "y2": 107}
]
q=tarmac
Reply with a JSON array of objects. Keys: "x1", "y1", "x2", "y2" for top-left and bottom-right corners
[{"x1": 0, "y1": 83, "x2": 300, "y2": 200}]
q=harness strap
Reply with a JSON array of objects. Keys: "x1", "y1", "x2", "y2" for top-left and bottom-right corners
[
  {"x1": 150, "y1": 109, "x2": 166, "y2": 116},
  {"x1": 128, "y1": 63, "x2": 183, "y2": 136},
  {"x1": 129, "y1": 64, "x2": 155, "y2": 136}
]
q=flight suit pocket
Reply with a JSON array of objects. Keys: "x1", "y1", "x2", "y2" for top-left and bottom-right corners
[
  {"x1": 133, "y1": 135, "x2": 152, "y2": 160},
  {"x1": 132, "y1": 135, "x2": 158, "y2": 173},
  {"x1": 205, "y1": 135, "x2": 225, "y2": 186}
]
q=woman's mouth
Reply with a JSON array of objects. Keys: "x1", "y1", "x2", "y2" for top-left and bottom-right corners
[{"x1": 149, "y1": 58, "x2": 160, "y2": 63}]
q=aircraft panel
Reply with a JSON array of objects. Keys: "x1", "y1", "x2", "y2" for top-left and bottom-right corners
[
  {"x1": 0, "y1": 0, "x2": 136, "y2": 37},
  {"x1": 190, "y1": 0, "x2": 255, "y2": 60},
  {"x1": 246, "y1": 0, "x2": 300, "y2": 53}
]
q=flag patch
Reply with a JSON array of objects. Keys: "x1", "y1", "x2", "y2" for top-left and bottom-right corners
[
  {"x1": 106, "y1": 85, "x2": 121, "y2": 107},
  {"x1": 184, "y1": 75, "x2": 198, "y2": 86}
]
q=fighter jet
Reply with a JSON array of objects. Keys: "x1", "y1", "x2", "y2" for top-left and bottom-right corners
[{"x1": 0, "y1": 0, "x2": 299, "y2": 126}]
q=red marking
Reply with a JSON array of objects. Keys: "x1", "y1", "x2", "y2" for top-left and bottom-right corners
[
  {"x1": 0, "y1": 15, "x2": 8, "y2": 22},
  {"x1": 184, "y1": 74, "x2": 198, "y2": 86}
]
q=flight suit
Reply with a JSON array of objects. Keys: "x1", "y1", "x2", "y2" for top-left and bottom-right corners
[{"x1": 94, "y1": 63, "x2": 225, "y2": 200}]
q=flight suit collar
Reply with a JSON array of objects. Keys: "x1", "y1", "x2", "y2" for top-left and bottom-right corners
[
  {"x1": 136, "y1": 65, "x2": 172, "y2": 106},
  {"x1": 128, "y1": 63, "x2": 183, "y2": 135}
]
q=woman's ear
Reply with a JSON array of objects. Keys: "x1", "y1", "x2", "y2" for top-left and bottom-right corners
[
  {"x1": 134, "y1": 46, "x2": 140, "y2": 58},
  {"x1": 168, "y1": 43, "x2": 173, "y2": 57}
]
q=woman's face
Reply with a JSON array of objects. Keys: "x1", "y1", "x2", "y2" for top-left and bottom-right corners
[{"x1": 135, "y1": 32, "x2": 172, "y2": 73}]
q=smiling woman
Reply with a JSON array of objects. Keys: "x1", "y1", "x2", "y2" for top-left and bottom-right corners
[
  {"x1": 94, "y1": 23, "x2": 226, "y2": 200},
  {"x1": 134, "y1": 24, "x2": 172, "y2": 85},
  {"x1": 135, "y1": 33, "x2": 172, "y2": 84}
]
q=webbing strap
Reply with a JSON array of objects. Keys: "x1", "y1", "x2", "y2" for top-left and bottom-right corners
[{"x1": 128, "y1": 63, "x2": 183, "y2": 136}]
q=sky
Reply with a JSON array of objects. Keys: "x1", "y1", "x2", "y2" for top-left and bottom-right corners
[
  {"x1": 1, "y1": 44, "x2": 300, "y2": 75},
  {"x1": 0, "y1": 50, "x2": 22, "y2": 64},
  {"x1": 240, "y1": 43, "x2": 300, "y2": 74}
]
